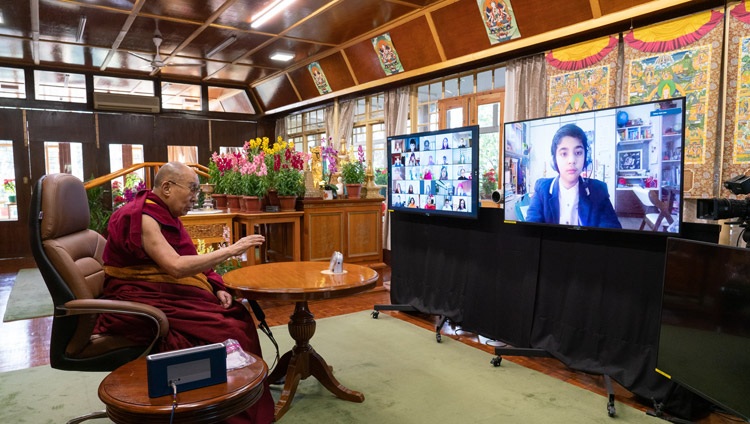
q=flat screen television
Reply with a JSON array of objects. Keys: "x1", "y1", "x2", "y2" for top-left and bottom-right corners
[
  {"x1": 657, "y1": 237, "x2": 750, "y2": 421},
  {"x1": 503, "y1": 97, "x2": 686, "y2": 235},
  {"x1": 387, "y1": 125, "x2": 480, "y2": 219}
]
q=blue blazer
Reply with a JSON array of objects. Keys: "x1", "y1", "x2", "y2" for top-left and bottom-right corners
[{"x1": 525, "y1": 177, "x2": 621, "y2": 229}]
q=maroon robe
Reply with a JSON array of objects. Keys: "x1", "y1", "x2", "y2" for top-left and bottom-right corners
[{"x1": 94, "y1": 190, "x2": 274, "y2": 424}]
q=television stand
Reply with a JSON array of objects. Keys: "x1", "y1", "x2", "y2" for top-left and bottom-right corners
[
  {"x1": 492, "y1": 347, "x2": 618, "y2": 417},
  {"x1": 372, "y1": 304, "x2": 450, "y2": 343}
]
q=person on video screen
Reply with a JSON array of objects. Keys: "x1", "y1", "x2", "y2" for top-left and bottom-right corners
[{"x1": 525, "y1": 123, "x2": 621, "y2": 228}]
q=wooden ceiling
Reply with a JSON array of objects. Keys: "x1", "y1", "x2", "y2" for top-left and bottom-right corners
[{"x1": 0, "y1": 0, "x2": 726, "y2": 116}]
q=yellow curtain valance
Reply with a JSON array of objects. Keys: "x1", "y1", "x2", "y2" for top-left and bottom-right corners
[
  {"x1": 545, "y1": 36, "x2": 617, "y2": 71},
  {"x1": 624, "y1": 9, "x2": 723, "y2": 52}
]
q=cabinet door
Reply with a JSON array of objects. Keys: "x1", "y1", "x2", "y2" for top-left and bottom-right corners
[
  {"x1": 304, "y1": 209, "x2": 345, "y2": 261},
  {"x1": 346, "y1": 207, "x2": 382, "y2": 261}
]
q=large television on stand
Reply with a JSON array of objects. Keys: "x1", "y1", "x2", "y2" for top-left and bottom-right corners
[
  {"x1": 656, "y1": 237, "x2": 750, "y2": 421},
  {"x1": 503, "y1": 97, "x2": 687, "y2": 235},
  {"x1": 387, "y1": 125, "x2": 480, "y2": 219}
]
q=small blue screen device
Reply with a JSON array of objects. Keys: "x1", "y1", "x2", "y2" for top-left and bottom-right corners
[{"x1": 146, "y1": 342, "x2": 227, "y2": 398}]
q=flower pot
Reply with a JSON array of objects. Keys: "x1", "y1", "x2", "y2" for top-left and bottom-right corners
[
  {"x1": 213, "y1": 194, "x2": 228, "y2": 209},
  {"x1": 243, "y1": 196, "x2": 262, "y2": 212},
  {"x1": 8, "y1": 195, "x2": 16, "y2": 203},
  {"x1": 226, "y1": 194, "x2": 242, "y2": 211},
  {"x1": 345, "y1": 184, "x2": 362, "y2": 199},
  {"x1": 278, "y1": 195, "x2": 297, "y2": 212}
]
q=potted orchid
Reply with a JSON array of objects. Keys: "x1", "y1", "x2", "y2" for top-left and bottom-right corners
[{"x1": 321, "y1": 140, "x2": 339, "y2": 198}]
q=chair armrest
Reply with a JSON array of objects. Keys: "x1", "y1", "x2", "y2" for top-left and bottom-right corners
[{"x1": 61, "y1": 299, "x2": 170, "y2": 338}]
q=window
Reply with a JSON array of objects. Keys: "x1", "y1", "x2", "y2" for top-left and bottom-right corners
[
  {"x1": 94, "y1": 76, "x2": 154, "y2": 96},
  {"x1": 161, "y1": 82, "x2": 202, "y2": 111},
  {"x1": 34, "y1": 71, "x2": 86, "y2": 103},
  {"x1": 0, "y1": 140, "x2": 17, "y2": 221},
  {"x1": 44, "y1": 141, "x2": 84, "y2": 180},
  {"x1": 208, "y1": 86, "x2": 255, "y2": 114},
  {"x1": 0, "y1": 67, "x2": 25, "y2": 99},
  {"x1": 414, "y1": 65, "x2": 506, "y2": 206},
  {"x1": 168, "y1": 145, "x2": 199, "y2": 163},
  {"x1": 286, "y1": 108, "x2": 327, "y2": 155},
  {"x1": 349, "y1": 94, "x2": 385, "y2": 171},
  {"x1": 109, "y1": 144, "x2": 145, "y2": 185}
]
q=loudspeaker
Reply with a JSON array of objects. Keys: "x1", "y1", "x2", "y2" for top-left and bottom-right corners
[{"x1": 491, "y1": 190, "x2": 503, "y2": 204}]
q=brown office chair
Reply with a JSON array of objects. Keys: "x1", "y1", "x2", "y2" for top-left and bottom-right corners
[{"x1": 29, "y1": 173, "x2": 169, "y2": 423}]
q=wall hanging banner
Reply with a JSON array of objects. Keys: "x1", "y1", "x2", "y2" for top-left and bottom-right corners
[
  {"x1": 476, "y1": 0, "x2": 521, "y2": 45},
  {"x1": 622, "y1": 9, "x2": 725, "y2": 198},
  {"x1": 723, "y1": 2, "x2": 750, "y2": 191},
  {"x1": 546, "y1": 36, "x2": 618, "y2": 116},
  {"x1": 308, "y1": 62, "x2": 332, "y2": 95},
  {"x1": 372, "y1": 33, "x2": 404, "y2": 76}
]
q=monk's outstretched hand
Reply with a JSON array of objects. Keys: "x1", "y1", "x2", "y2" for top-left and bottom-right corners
[{"x1": 231, "y1": 234, "x2": 266, "y2": 256}]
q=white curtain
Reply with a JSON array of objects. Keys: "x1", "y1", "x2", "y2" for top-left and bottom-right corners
[
  {"x1": 338, "y1": 100, "x2": 356, "y2": 147},
  {"x1": 382, "y1": 86, "x2": 410, "y2": 251},
  {"x1": 325, "y1": 104, "x2": 335, "y2": 144},
  {"x1": 504, "y1": 54, "x2": 546, "y2": 122},
  {"x1": 384, "y1": 87, "x2": 410, "y2": 137}
]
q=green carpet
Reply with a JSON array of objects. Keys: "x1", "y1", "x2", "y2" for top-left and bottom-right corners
[
  {"x1": 0, "y1": 311, "x2": 661, "y2": 423},
  {"x1": 3, "y1": 268, "x2": 53, "y2": 322}
]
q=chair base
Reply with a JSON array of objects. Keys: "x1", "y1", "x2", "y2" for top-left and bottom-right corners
[{"x1": 66, "y1": 410, "x2": 107, "y2": 424}]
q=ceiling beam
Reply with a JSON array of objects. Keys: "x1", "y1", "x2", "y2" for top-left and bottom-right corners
[{"x1": 99, "y1": 0, "x2": 147, "y2": 71}]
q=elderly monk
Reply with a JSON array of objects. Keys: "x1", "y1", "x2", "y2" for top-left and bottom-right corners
[{"x1": 94, "y1": 162, "x2": 274, "y2": 424}]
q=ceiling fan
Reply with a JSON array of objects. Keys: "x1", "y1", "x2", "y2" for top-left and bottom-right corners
[{"x1": 128, "y1": 26, "x2": 204, "y2": 72}]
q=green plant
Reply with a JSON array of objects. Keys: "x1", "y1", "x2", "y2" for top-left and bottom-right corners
[
  {"x1": 274, "y1": 168, "x2": 304, "y2": 196},
  {"x1": 241, "y1": 172, "x2": 268, "y2": 197},
  {"x1": 341, "y1": 145, "x2": 366, "y2": 184},
  {"x1": 86, "y1": 185, "x2": 112, "y2": 236},
  {"x1": 374, "y1": 168, "x2": 388, "y2": 186},
  {"x1": 223, "y1": 170, "x2": 243, "y2": 195},
  {"x1": 341, "y1": 161, "x2": 365, "y2": 184}
]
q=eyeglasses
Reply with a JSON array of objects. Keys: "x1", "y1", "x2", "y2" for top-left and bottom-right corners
[{"x1": 168, "y1": 180, "x2": 200, "y2": 195}]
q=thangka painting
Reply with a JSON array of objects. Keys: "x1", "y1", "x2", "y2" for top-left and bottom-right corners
[
  {"x1": 546, "y1": 36, "x2": 618, "y2": 116},
  {"x1": 372, "y1": 33, "x2": 404, "y2": 76},
  {"x1": 308, "y1": 62, "x2": 332, "y2": 95},
  {"x1": 622, "y1": 9, "x2": 724, "y2": 198},
  {"x1": 723, "y1": 2, "x2": 750, "y2": 195},
  {"x1": 476, "y1": 0, "x2": 520, "y2": 45}
]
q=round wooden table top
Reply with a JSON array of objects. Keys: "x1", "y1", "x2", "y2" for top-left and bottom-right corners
[
  {"x1": 98, "y1": 354, "x2": 267, "y2": 424},
  {"x1": 223, "y1": 261, "x2": 379, "y2": 301}
]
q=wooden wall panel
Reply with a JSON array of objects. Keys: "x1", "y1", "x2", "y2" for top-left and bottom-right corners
[
  {"x1": 254, "y1": 74, "x2": 300, "y2": 113},
  {"x1": 510, "y1": 0, "x2": 594, "y2": 38},
  {"x1": 315, "y1": 53, "x2": 356, "y2": 94},
  {"x1": 288, "y1": 67, "x2": 319, "y2": 102},
  {"x1": 389, "y1": 16, "x2": 443, "y2": 70},
  {"x1": 430, "y1": 0, "x2": 492, "y2": 59},
  {"x1": 98, "y1": 114, "x2": 155, "y2": 145},
  {"x1": 211, "y1": 120, "x2": 258, "y2": 148},
  {"x1": 345, "y1": 41, "x2": 386, "y2": 85},
  {"x1": 290, "y1": 52, "x2": 356, "y2": 102},
  {"x1": 599, "y1": 0, "x2": 652, "y2": 15}
]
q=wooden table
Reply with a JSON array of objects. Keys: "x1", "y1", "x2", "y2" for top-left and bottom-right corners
[
  {"x1": 98, "y1": 353, "x2": 267, "y2": 424},
  {"x1": 223, "y1": 261, "x2": 379, "y2": 421},
  {"x1": 233, "y1": 211, "x2": 303, "y2": 265}
]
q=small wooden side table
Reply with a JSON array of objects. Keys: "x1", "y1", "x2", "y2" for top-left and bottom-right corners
[
  {"x1": 224, "y1": 261, "x2": 378, "y2": 421},
  {"x1": 98, "y1": 353, "x2": 267, "y2": 424}
]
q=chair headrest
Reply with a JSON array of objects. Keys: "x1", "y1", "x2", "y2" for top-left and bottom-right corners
[{"x1": 41, "y1": 173, "x2": 91, "y2": 241}]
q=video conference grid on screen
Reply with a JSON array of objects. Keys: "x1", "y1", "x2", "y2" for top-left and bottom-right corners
[
  {"x1": 503, "y1": 97, "x2": 686, "y2": 234},
  {"x1": 389, "y1": 129, "x2": 474, "y2": 215}
]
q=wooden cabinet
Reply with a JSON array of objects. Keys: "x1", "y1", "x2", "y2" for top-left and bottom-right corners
[{"x1": 300, "y1": 198, "x2": 385, "y2": 284}]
